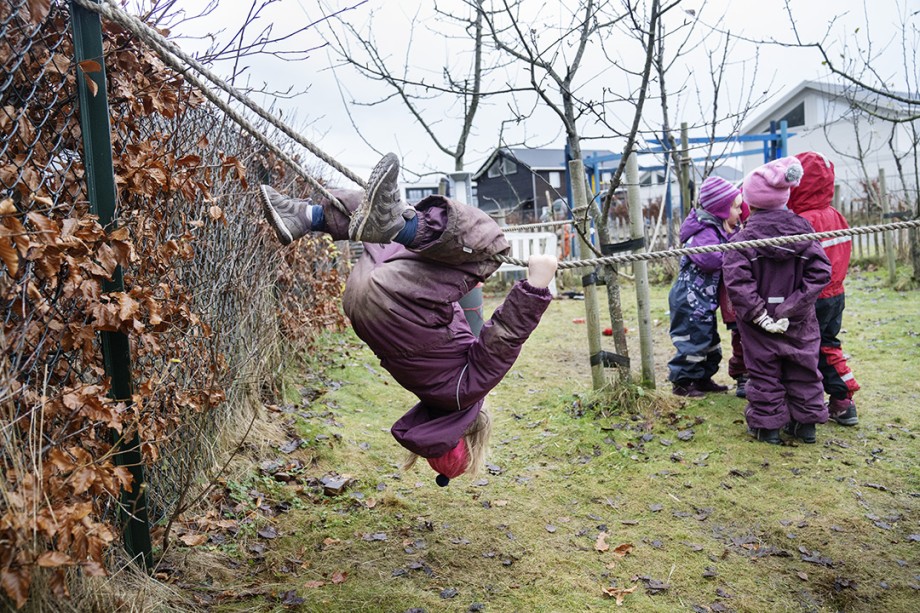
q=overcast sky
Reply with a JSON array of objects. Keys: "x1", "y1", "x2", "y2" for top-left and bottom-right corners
[{"x1": 166, "y1": 0, "x2": 912, "y2": 187}]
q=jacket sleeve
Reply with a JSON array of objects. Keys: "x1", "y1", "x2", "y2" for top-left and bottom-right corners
[
  {"x1": 723, "y1": 248, "x2": 766, "y2": 323},
  {"x1": 685, "y1": 226, "x2": 724, "y2": 273},
  {"x1": 774, "y1": 242, "x2": 832, "y2": 321},
  {"x1": 458, "y1": 280, "x2": 553, "y2": 405}
]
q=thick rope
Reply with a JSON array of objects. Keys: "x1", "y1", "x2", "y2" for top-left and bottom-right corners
[
  {"x1": 493, "y1": 218, "x2": 920, "y2": 269},
  {"x1": 74, "y1": 0, "x2": 920, "y2": 273},
  {"x1": 502, "y1": 219, "x2": 573, "y2": 231},
  {"x1": 72, "y1": 0, "x2": 358, "y2": 215}
]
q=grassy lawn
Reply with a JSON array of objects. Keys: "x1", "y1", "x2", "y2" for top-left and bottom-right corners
[{"x1": 169, "y1": 266, "x2": 919, "y2": 612}]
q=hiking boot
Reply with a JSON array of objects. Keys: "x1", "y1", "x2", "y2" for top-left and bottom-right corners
[
  {"x1": 696, "y1": 378, "x2": 728, "y2": 393},
  {"x1": 750, "y1": 427, "x2": 782, "y2": 445},
  {"x1": 829, "y1": 397, "x2": 859, "y2": 426},
  {"x1": 784, "y1": 420, "x2": 816, "y2": 444},
  {"x1": 259, "y1": 185, "x2": 312, "y2": 245},
  {"x1": 349, "y1": 152, "x2": 415, "y2": 242},
  {"x1": 672, "y1": 381, "x2": 705, "y2": 398},
  {"x1": 735, "y1": 375, "x2": 748, "y2": 399}
]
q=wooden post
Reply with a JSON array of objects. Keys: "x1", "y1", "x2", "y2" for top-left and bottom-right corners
[
  {"x1": 679, "y1": 122, "x2": 691, "y2": 219},
  {"x1": 569, "y1": 159, "x2": 607, "y2": 391},
  {"x1": 873, "y1": 181, "x2": 881, "y2": 258},
  {"x1": 626, "y1": 153, "x2": 655, "y2": 386},
  {"x1": 879, "y1": 168, "x2": 897, "y2": 283}
]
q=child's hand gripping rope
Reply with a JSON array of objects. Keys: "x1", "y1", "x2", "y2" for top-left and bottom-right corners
[{"x1": 526, "y1": 254, "x2": 558, "y2": 289}]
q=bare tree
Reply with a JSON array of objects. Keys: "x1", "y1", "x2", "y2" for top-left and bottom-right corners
[
  {"x1": 319, "y1": 0, "x2": 510, "y2": 175},
  {"x1": 782, "y1": 0, "x2": 920, "y2": 282}
]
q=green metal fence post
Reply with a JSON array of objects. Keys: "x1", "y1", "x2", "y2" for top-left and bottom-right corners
[{"x1": 70, "y1": 0, "x2": 153, "y2": 570}]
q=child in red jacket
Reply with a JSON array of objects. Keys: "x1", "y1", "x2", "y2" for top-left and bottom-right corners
[{"x1": 787, "y1": 152, "x2": 861, "y2": 425}]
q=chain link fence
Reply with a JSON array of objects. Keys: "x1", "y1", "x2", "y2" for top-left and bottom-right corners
[{"x1": 2, "y1": 1, "x2": 347, "y2": 597}]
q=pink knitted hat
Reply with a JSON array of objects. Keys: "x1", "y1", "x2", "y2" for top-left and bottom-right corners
[
  {"x1": 742, "y1": 156, "x2": 804, "y2": 210},
  {"x1": 427, "y1": 439, "x2": 469, "y2": 486},
  {"x1": 698, "y1": 176, "x2": 741, "y2": 220}
]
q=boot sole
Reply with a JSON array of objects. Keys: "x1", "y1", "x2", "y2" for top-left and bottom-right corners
[
  {"x1": 350, "y1": 154, "x2": 398, "y2": 241},
  {"x1": 832, "y1": 416, "x2": 859, "y2": 426},
  {"x1": 259, "y1": 185, "x2": 293, "y2": 245}
]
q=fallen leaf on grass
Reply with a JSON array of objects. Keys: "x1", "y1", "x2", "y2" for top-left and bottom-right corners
[
  {"x1": 797, "y1": 571, "x2": 808, "y2": 581},
  {"x1": 179, "y1": 533, "x2": 209, "y2": 547},
  {"x1": 277, "y1": 590, "x2": 305, "y2": 606},
  {"x1": 493, "y1": 500, "x2": 509, "y2": 507},
  {"x1": 258, "y1": 526, "x2": 278, "y2": 539},
  {"x1": 331, "y1": 570, "x2": 348, "y2": 584},
  {"x1": 612, "y1": 543, "x2": 634, "y2": 558},
  {"x1": 303, "y1": 580, "x2": 326, "y2": 589},
  {"x1": 595, "y1": 532, "x2": 609, "y2": 552},
  {"x1": 601, "y1": 585, "x2": 637, "y2": 605}
]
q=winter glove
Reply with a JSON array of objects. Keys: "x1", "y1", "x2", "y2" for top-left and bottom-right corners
[{"x1": 753, "y1": 310, "x2": 789, "y2": 334}]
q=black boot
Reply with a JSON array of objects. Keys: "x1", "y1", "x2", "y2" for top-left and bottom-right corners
[
  {"x1": 734, "y1": 375, "x2": 748, "y2": 399},
  {"x1": 750, "y1": 427, "x2": 782, "y2": 445},
  {"x1": 784, "y1": 420, "x2": 816, "y2": 444}
]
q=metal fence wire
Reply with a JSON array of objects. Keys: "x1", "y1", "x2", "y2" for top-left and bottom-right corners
[{"x1": 1, "y1": 0, "x2": 348, "y2": 576}]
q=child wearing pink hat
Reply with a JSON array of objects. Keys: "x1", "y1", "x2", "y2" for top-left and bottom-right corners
[
  {"x1": 723, "y1": 157, "x2": 832, "y2": 444},
  {"x1": 667, "y1": 176, "x2": 745, "y2": 397}
]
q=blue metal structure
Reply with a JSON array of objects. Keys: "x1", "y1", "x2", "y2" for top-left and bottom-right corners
[{"x1": 570, "y1": 122, "x2": 795, "y2": 247}]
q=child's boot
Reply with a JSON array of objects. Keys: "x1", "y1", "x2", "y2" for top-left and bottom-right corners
[
  {"x1": 784, "y1": 420, "x2": 816, "y2": 444},
  {"x1": 349, "y1": 152, "x2": 416, "y2": 243},
  {"x1": 259, "y1": 185, "x2": 315, "y2": 245},
  {"x1": 734, "y1": 375, "x2": 748, "y2": 398},
  {"x1": 696, "y1": 378, "x2": 728, "y2": 393},
  {"x1": 828, "y1": 397, "x2": 858, "y2": 426},
  {"x1": 750, "y1": 427, "x2": 782, "y2": 444},
  {"x1": 672, "y1": 380, "x2": 705, "y2": 398}
]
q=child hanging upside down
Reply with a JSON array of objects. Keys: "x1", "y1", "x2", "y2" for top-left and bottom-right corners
[
  {"x1": 259, "y1": 153, "x2": 558, "y2": 485},
  {"x1": 723, "y1": 157, "x2": 831, "y2": 445}
]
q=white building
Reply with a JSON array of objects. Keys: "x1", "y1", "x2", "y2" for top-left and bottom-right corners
[{"x1": 740, "y1": 80, "x2": 919, "y2": 207}]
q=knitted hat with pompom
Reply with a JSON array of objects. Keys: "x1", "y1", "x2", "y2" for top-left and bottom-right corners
[
  {"x1": 698, "y1": 176, "x2": 741, "y2": 220},
  {"x1": 742, "y1": 156, "x2": 804, "y2": 210},
  {"x1": 427, "y1": 439, "x2": 469, "y2": 487}
]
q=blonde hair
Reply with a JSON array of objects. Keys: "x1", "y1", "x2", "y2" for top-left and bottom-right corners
[{"x1": 401, "y1": 406, "x2": 492, "y2": 477}]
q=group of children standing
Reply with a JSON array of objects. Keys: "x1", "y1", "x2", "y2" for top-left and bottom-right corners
[{"x1": 668, "y1": 152, "x2": 860, "y2": 445}]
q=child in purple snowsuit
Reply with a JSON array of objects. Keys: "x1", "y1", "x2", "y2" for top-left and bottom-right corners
[
  {"x1": 667, "y1": 176, "x2": 744, "y2": 397},
  {"x1": 258, "y1": 153, "x2": 558, "y2": 485},
  {"x1": 723, "y1": 157, "x2": 832, "y2": 444}
]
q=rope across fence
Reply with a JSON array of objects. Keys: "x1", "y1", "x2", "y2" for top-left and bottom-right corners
[
  {"x1": 72, "y1": 0, "x2": 920, "y2": 276},
  {"x1": 494, "y1": 218, "x2": 920, "y2": 269}
]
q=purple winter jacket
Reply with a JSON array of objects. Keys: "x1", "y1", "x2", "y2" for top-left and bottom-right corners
[
  {"x1": 679, "y1": 209, "x2": 731, "y2": 273},
  {"x1": 723, "y1": 209, "x2": 831, "y2": 334}
]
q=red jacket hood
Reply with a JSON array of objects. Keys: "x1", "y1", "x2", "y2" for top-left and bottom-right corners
[{"x1": 788, "y1": 152, "x2": 835, "y2": 214}]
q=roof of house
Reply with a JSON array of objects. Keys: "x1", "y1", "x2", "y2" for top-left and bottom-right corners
[
  {"x1": 742, "y1": 79, "x2": 914, "y2": 134},
  {"x1": 472, "y1": 147, "x2": 616, "y2": 179}
]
